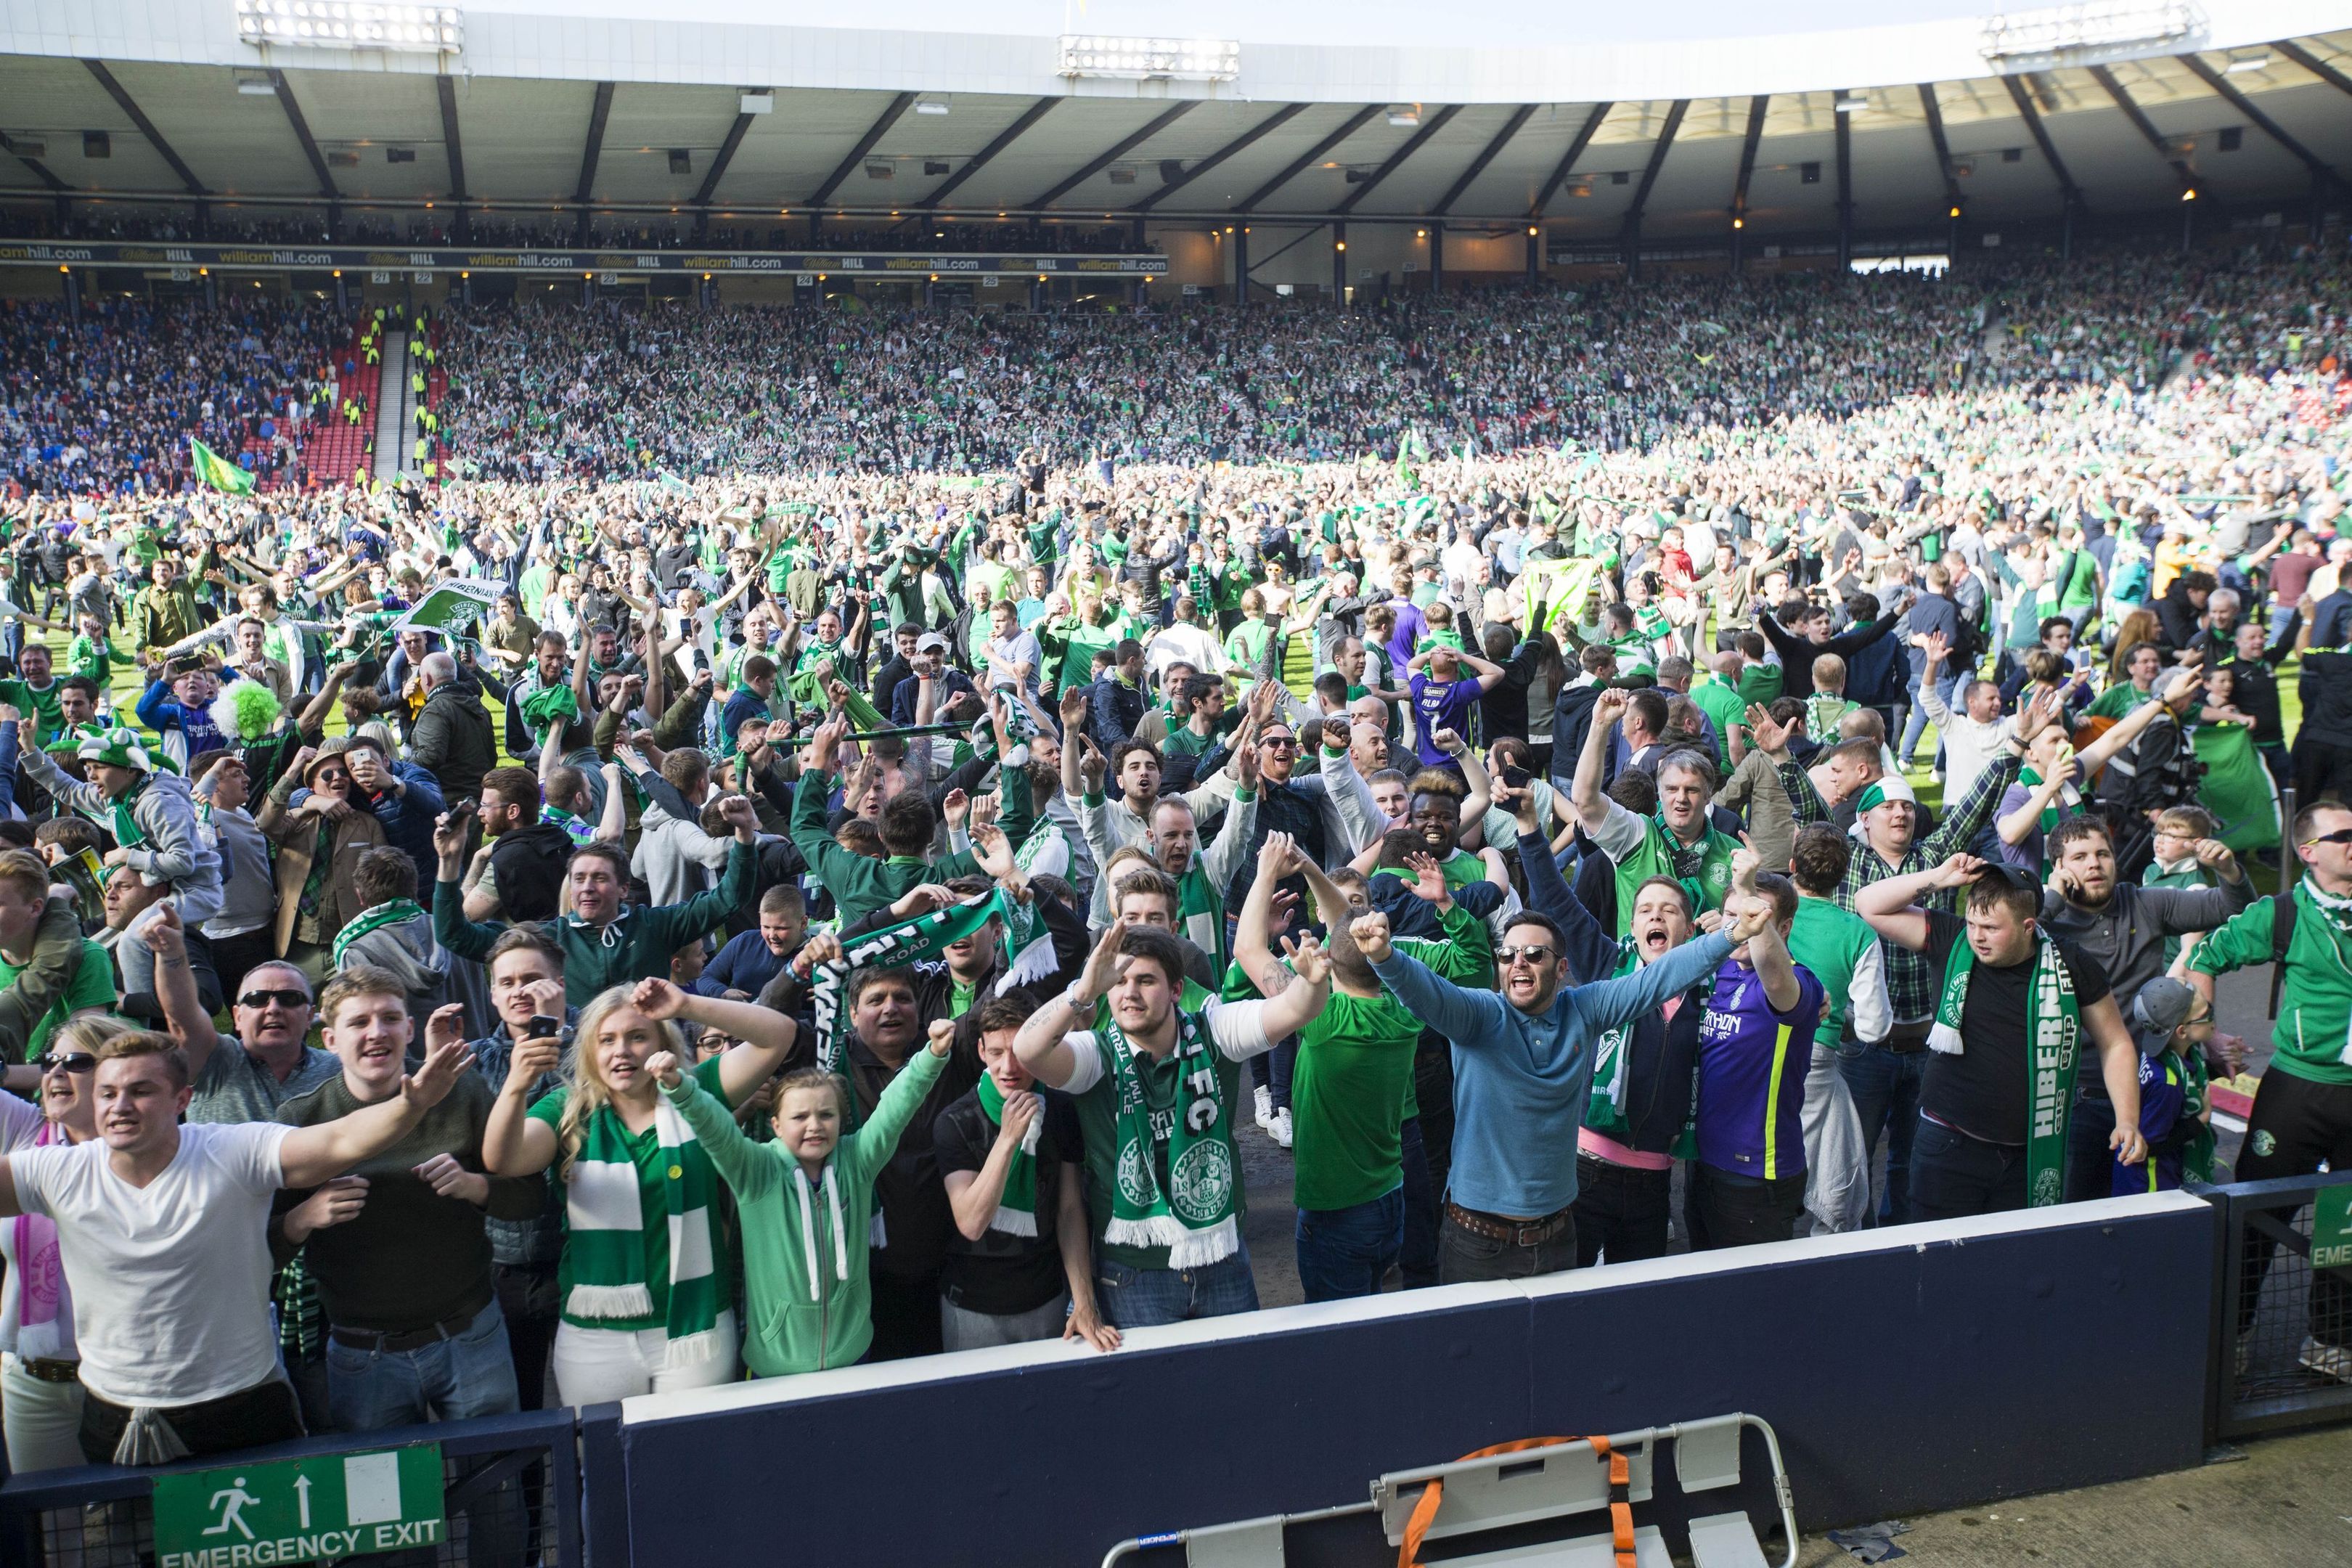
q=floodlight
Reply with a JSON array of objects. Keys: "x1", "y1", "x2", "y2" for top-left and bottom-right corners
[
  {"x1": 234, "y1": 1, "x2": 465, "y2": 54},
  {"x1": 1387, "y1": 105, "x2": 1420, "y2": 127},
  {"x1": 1058, "y1": 36, "x2": 1239, "y2": 82},
  {"x1": 1978, "y1": 2, "x2": 2201, "y2": 73},
  {"x1": 1833, "y1": 91, "x2": 1867, "y2": 113},
  {"x1": 914, "y1": 97, "x2": 951, "y2": 115},
  {"x1": 2224, "y1": 49, "x2": 2270, "y2": 73}
]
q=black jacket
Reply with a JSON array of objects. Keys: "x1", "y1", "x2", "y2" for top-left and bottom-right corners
[
  {"x1": 409, "y1": 683, "x2": 498, "y2": 803},
  {"x1": 486, "y1": 821, "x2": 575, "y2": 923}
]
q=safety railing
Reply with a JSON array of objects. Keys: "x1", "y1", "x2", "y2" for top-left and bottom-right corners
[
  {"x1": 2204, "y1": 1169, "x2": 2352, "y2": 1442},
  {"x1": 0, "y1": 1405, "x2": 579, "y2": 1568}
]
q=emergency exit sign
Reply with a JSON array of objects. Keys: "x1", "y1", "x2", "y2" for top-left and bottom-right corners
[
  {"x1": 152, "y1": 1444, "x2": 444, "y2": 1568},
  {"x1": 2316, "y1": 1186, "x2": 2352, "y2": 1272}
]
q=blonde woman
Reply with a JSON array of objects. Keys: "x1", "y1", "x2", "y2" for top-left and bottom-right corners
[
  {"x1": 482, "y1": 976, "x2": 799, "y2": 1404},
  {"x1": 0, "y1": 1015, "x2": 126, "y2": 1474}
]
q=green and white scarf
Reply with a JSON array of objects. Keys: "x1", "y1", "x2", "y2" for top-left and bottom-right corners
[
  {"x1": 974, "y1": 1074, "x2": 1042, "y2": 1237},
  {"x1": 330, "y1": 898, "x2": 425, "y2": 968},
  {"x1": 1928, "y1": 930, "x2": 2081, "y2": 1208},
  {"x1": 1098, "y1": 1005, "x2": 1239, "y2": 1267},
  {"x1": 1583, "y1": 944, "x2": 1646, "y2": 1139},
  {"x1": 110, "y1": 777, "x2": 151, "y2": 855},
  {"x1": 809, "y1": 890, "x2": 1054, "y2": 1077},
  {"x1": 562, "y1": 1094, "x2": 724, "y2": 1360}
]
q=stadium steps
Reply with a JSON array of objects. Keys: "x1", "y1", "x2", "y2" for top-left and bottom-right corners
[
  {"x1": 295, "y1": 327, "x2": 380, "y2": 489},
  {"x1": 372, "y1": 330, "x2": 409, "y2": 482}
]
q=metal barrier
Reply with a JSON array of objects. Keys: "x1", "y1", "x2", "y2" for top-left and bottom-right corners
[
  {"x1": 0, "y1": 1406, "x2": 580, "y2": 1568},
  {"x1": 2206, "y1": 1169, "x2": 2352, "y2": 1441}
]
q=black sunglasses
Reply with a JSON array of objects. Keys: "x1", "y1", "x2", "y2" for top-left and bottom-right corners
[
  {"x1": 2301, "y1": 828, "x2": 2352, "y2": 847},
  {"x1": 36, "y1": 1052, "x2": 96, "y2": 1075},
  {"x1": 239, "y1": 988, "x2": 312, "y2": 1010},
  {"x1": 1495, "y1": 944, "x2": 1559, "y2": 967}
]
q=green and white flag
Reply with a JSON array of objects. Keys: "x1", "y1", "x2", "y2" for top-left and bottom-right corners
[
  {"x1": 395, "y1": 579, "x2": 506, "y2": 637},
  {"x1": 189, "y1": 437, "x2": 255, "y2": 495}
]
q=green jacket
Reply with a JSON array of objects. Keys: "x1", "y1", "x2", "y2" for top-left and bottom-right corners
[
  {"x1": 666, "y1": 1045, "x2": 946, "y2": 1376},
  {"x1": 2190, "y1": 888, "x2": 2352, "y2": 1086},
  {"x1": 433, "y1": 839, "x2": 755, "y2": 1008},
  {"x1": 787, "y1": 764, "x2": 1033, "y2": 927}
]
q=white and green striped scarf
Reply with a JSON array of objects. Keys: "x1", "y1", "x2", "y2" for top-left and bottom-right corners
[
  {"x1": 810, "y1": 890, "x2": 1055, "y2": 1077},
  {"x1": 562, "y1": 1095, "x2": 724, "y2": 1361},
  {"x1": 1099, "y1": 1005, "x2": 1239, "y2": 1267}
]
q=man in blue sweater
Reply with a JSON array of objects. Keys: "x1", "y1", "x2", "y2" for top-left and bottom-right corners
[{"x1": 1355, "y1": 897, "x2": 1768, "y2": 1282}]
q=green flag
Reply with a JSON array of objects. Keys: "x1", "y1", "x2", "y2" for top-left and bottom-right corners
[{"x1": 189, "y1": 437, "x2": 255, "y2": 495}]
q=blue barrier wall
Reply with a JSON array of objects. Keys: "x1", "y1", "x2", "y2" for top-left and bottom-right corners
[{"x1": 612, "y1": 1193, "x2": 2215, "y2": 1568}]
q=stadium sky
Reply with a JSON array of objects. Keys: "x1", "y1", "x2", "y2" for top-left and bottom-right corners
[{"x1": 480, "y1": 0, "x2": 2000, "y2": 48}]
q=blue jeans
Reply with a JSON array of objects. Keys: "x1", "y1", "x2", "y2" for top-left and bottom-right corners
[
  {"x1": 325, "y1": 1298, "x2": 521, "y2": 1432},
  {"x1": 1095, "y1": 1240, "x2": 1260, "y2": 1330},
  {"x1": 1838, "y1": 1043, "x2": 1927, "y2": 1227},
  {"x1": 1294, "y1": 1187, "x2": 1405, "y2": 1303},
  {"x1": 1898, "y1": 674, "x2": 1960, "y2": 764}
]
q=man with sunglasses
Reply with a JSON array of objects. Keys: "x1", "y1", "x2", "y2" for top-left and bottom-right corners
[
  {"x1": 2188, "y1": 800, "x2": 2352, "y2": 1384},
  {"x1": 1353, "y1": 897, "x2": 1767, "y2": 1281},
  {"x1": 147, "y1": 910, "x2": 339, "y2": 1127}
]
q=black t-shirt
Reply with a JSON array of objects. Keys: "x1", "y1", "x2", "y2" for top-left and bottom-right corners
[
  {"x1": 930, "y1": 1089, "x2": 1079, "y2": 1317},
  {"x1": 1917, "y1": 910, "x2": 2111, "y2": 1146}
]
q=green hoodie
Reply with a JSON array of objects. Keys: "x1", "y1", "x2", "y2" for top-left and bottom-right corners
[{"x1": 664, "y1": 1045, "x2": 947, "y2": 1376}]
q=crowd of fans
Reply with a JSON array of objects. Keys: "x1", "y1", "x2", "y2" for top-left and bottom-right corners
[{"x1": 0, "y1": 236, "x2": 2337, "y2": 1479}]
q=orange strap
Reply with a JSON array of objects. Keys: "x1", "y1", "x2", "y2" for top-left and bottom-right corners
[{"x1": 1396, "y1": 1437, "x2": 1634, "y2": 1568}]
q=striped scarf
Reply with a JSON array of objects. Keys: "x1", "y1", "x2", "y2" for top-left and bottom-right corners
[{"x1": 562, "y1": 1095, "x2": 724, "y2": 1361}]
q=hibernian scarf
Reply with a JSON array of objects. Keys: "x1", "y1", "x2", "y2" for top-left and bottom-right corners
[
  {"x1": 1928, "y1": 930, "x2": 2081, "y2": 1208},
  {"x1": 110, "y1": 777, "x2": 151, "y2": 855},
  {"x1": 974, "y1": 1075, "x2": 1042, "y2": 1237},
  {"x1": 330, "y1": 898, "x2": 425, "y2": 968},
  {"x1": 808, "y1": 890, "x2": 1055, "y2": 1077},
  {"x1": 1176, "y1": 860, "x2": 1229, "y2": 976},
  {"x1": 1098, "y1": 1005, "x2": 1239, "y2": 1266},
  {"x1": 519, "y1": 683, "x2": 579, "y2": 742},
  {"x1": 1583, "y1": 944, "x2": 1646, "y2": 1139},
  {"x1": 563, "y1": 1092, "x2": 724, "y2": 1361}
]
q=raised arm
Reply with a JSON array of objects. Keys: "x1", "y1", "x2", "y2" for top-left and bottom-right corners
[
  {"x1": 1852, "y1": 855, "x2": 1980, "y2": 949},
  {"x1": 279, "y1": 1036, "x2": 475, "y2": 1188},
  {"x1": 629, "y1": 976, "x2": 799, "y2": 1103},
  {"x1": 1569, "y1": 687, "x2": 1628, "y2": 834},
  {"x1": 1011, "y1": 920, "x2": 1130, "y2": 1090},
  {"x1": 650, "y1": 1052, "x2": 780, "y2": 1201}
]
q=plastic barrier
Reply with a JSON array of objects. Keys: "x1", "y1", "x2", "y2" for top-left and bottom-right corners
[{"x1": 604, "y1": 1193, "x2": 2215, "y2": 1568}]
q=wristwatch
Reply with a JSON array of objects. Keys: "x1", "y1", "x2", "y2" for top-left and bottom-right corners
[{"x1": 1063, "y1": 984, "x2": 1096, "y2": 1011}]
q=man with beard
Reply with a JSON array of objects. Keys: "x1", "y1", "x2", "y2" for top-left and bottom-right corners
[
  {"x1": 2037, "y1": 815, "x2": 2250, "y2": 1199},
  {"x1": 1013, "y1": 914, "x2": 1331, "y2": 1327},
  {"x1": 1506, "y1": 778, "x2": 1709, "y2": 1267},
  {"x1": 1355, "y1": 891, "x2": 1771, "y2": 1281}
]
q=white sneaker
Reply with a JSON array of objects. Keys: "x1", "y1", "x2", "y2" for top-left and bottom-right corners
[
  {"x1": 1268, "y1": 1107, "x2": 1293, "y2": 1150},
  {"x1": 1254, "y1": 1085, "x2": 1274, "y2": 1130},
  {"x1": 2299, "y1": 1336, "x2": 2352, "y2": 1384}
]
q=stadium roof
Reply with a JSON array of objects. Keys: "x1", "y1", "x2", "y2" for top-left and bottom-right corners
[{"x1": 1, "y1": 1, "x2": 2349, "y2": 235}]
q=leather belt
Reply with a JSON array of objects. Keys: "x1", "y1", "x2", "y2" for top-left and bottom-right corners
[
  {"x1": 17, "y1": 1357, "x2": 81, "y2": 1385},
  {"x1": 1445, "y1": 1200, "x2": 1573, "y2": 1247},
  {"x1": 1883, "y1": 1019, "x2": 1933, "y2": 1055},
  {"x1": 330, "y1": 1307, "x2": 479, "y2": 1355}
]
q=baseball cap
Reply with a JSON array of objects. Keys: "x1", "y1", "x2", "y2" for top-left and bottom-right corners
[{"x1": 915, "y1": 632, "x2": 951, "y2": 654}]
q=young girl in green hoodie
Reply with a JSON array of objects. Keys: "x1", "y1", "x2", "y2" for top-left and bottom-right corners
[{"x1": 647, "y1": 1016, "x2": 952, "y2": 1375}]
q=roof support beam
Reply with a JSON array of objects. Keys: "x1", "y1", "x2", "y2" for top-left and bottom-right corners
[
  {"x1": 1431, "y1": 103, "x2": 1534, "y2": 217},
  {"x1": 1620, "y1": 98, "x2": 1689, "y2": 275},
  {"x1": 695, "y1": 110, "x2": 756, "y2": 206},
  {"x1": 2086, "y1": 64, "x2": 2197, "y2": 192},
  {"x1": 924, "y1": 97, "x2": 1058, "y2": 209},
  {"x1": 1531, "y1": 101, "x2": 1612, "y2": 218},
  {"x1": 269, "y1": 68, "x2": 338, "y2": 200},
  {"x1": 809, "y1": 91, "x2": 915, "y2": 209},
  {"x1": 1236, "y1": 103, "x2": 1383, "y2": 213},
  {"x1": 1834, "y1": 105, "x2": 1853, "y2": 265},
  {"x1": 0, "y1": 129, "x2": 70, "y2": 193},
  {"x1": 573, "y1": 79, "x2": 614, "y2": 216},
  {"x1": 1917, "y1": 82, "x2": 1964, "y2": 213},
  {"x1": 2177, "y1": 52, "x2": 2341, "y2": 184},
  {"x1": 436, "y1": 74, "x2": 467, "y2": 203},
  {"x1": 1135, "y1": 103, "x2": 1307, "y2": 212},
  {"x1": 1028, "y1": 100, "x2": 1195, "y2": 211},
  {"x1": 2000, "y1": 72, "x2": 2086, "y2": 211},
  {"x1": 2275, "y1": 38, "x2": 2352, "y2": 102},
  {"x1": 1729, "y1": 94, "x2": 1768, "y2": 224},
  {"x1": 83, "y1": 60, "x2": 205, "y2": 195},
  {"x1": 1336, "y1": 104, "x2": 1461, "y2": 215}
]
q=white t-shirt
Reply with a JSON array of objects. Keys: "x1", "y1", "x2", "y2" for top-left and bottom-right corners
[
  {"x1": 11, "y1": 1122, "x2": 291, "y2": 1406},
  {"x1": 1057, "y1": 998, "x2": 1275, "y2": 1094}
]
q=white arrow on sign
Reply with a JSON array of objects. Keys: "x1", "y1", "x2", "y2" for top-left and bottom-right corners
[{"x1": 293, "y1": 1473, "x2": 312, "y2": 1530}]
